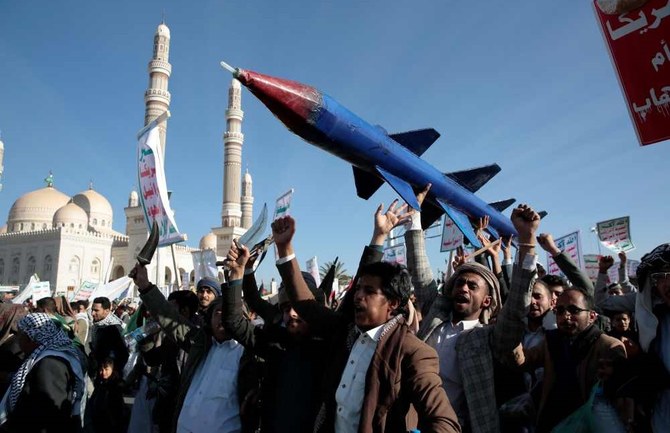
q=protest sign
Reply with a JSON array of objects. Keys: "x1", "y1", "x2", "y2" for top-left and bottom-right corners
[
  {"x1": 12, "y1": 275, "x2": 39, "y2": 304},
  {"x1": 273, "y1": 189, "x2": 294, "y2": 220},
  {"x1": 74, "y1": 281, "x2": 98, "y2": 301},
  {"x1": 383, "y1": 245, "x2": 407, "y2": 266},
  {"x1": 547, "y1": 231, "x2": 584, "y2": 277},
  {"x1": 31, "y1": 282, "x2": 51, "y2": 302},
  {"x1": 584, "y1": 254, "x2": 601, "y2": 283},
  {"x1": 440, "y1": 215, "x2": 464, "y2": 252},
  {"x1": 608, "y1": 262, "x2": 620, "y2": 284},
  {"x1": 596, "y1": 216, "x2": 635, "y2": 252},
  {"x1": 137, "y1": 123, "x2": 186, "y2": 246},
  {"x1": 192, "y1": 250, "x2": 218, "y2": 285},
  {"x1": 594, "y1": 0, "x2": 670, "y2": 145}
]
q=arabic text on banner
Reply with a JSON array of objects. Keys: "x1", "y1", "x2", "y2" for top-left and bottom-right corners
[
  {"x1": 273, "y1": 189, "x2": 294, "y2": 221},
  {"x1": 583, "y1": 254, "x2": 601, "y2": 283},
  {"x1": 596, "y1": 216, "x2": 635, "y2": 252},
  {"x1": 440, "y1": 215, "x2": 464, "y2": 252},
  {"x1": 594, "y1": 0, "x2": 670, "y2": 145},
  {"x1": 74, "y1": 281, "x2": 99, "y2": 301},
  {"x1": 31, "y1": 282, "x2": 52, "y2": 302},
  {"x1": 137, "y1": 124, "x2": 186, "y2": 247},
  {"x1": 547, "y1": 231, "x2": 583, "y2": 277}
]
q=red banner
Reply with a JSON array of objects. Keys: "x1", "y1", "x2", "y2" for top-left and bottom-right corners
[{"x1": 594, "y1": 0, "x2": 670, "y2": 146}]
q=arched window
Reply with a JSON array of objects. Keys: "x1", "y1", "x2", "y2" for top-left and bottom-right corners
[
  {"x1": 101, "y1": 220, "x2": 106, "y2": 227},
  {"x1": 93, "y1": 218, "x2": 98, "y2": 225},
  {"x1": 69, "y1": 256, "x2": 80, "y2": 274},
  {"x1": 19, "y1": 223, "x2": 23, "y2": 231},
  {"x1": 164, "y1": 267, "x2": 172, "y2": 287},
  {"x1": 26, "y1": 256, "x2": 36, "y2": 279},
  {"x1": 112, "y1": 265, "x2": 125, "y2": 281},
  {"x1": 30, "y1": 223, "x2": 35, "y2": 231},
  {"x1": 43, "y1": 256, "x2": 52, "y2": 279},
  {"x1": 91, "y1": 258, "x2": 101, "y2": 282},
  {"x1": 10, "y1": 258, "x2": 20, "y2": 284}
]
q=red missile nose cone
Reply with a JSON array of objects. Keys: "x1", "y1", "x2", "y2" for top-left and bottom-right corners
[{"x1": 236, "y1": 69, "x2": 322, "y2": 130}]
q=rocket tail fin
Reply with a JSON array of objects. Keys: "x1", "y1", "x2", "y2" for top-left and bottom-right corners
[
  {"x1": 388, "y1": 128, "x2": 440, "y2": 157},
  {"x1": 488, "y1": 198, "x2": 516, "y2": 212},
  {"x1": 435, "y1": 199, "x2": 482, "y2": 248},
  {"x1": 445, "y1": 164, "x2": 501, "y2": 193},
  {"x1": 420, "y1": 201, "x2": 445, "y2": 230},
  {"x1": 353, "y1": 166, "x2": 385, "y2": 200},
  {"x1": 374, "y1": 166, "x2": 420, "y2": 210}
]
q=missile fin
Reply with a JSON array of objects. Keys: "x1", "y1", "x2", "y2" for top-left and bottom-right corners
[
  {"x1": 435, "y1": 199, "x2": 482, "y2": 248},
  {"x1": 374, "y1": 166, "x2": 420, "y2": 210},
  {"x1": 352, "y1": 166, "x2": 385, "y2": 200},
  {"x1": 445, "y1": 163, "x2": 502, "y2": 193},
  {"x1": 487, "y1": 226, "x2": 500, "y2": 240},
  {"x1": 488, "y1": 198, "x2": 516, "y2": 212},
  {"x1": 539, "y1": 211, "x2": 548, "y2": 219},
  {"x1": 388, "y1": 128, "x2": 441, "y2": 157},
  {"x1": 420, "y1": 201, "x2": 445, "y2": 230}
]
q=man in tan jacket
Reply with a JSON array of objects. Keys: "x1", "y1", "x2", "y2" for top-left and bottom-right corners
[{"x1": 514, "y1": 286, "x2": 626, "y2": 432}]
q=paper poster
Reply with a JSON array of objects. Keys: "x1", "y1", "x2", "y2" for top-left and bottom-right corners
[
  {"x1": 440, "y1": 215, "x2": 464, "y2": 252},
  {"x1": 73, "y1": 281, "x2": 98, "y2": 301},
  {"x1": 583, "y1": 254, "x2": 601, "y2": 283},
  {"x1": 31, "y1": 282, "x2": 51, "y2": 302},
  {"x1": 596, "y1": 216, "x2": 635, "y2": 252},
  {"x1": 137, "y1": 124, "x2": 186, "y2": 246},
  {"x1": 547, "y1": 231, "x2": 583, "y2": 277},
  {"x1": 191, "y1": 250, "x2": 218, "y2": 285},
  {"x1": 273, "y1": 189, "x2": 294, "y2": 220},
  {"x1": 383, "y1": 245, "x2": 407, "y2": 266},
  {"x1": 594, "y1": 0, "x2": 670, "y2": 145}
]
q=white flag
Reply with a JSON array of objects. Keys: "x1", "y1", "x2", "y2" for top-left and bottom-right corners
[{"x1": 137, "y1": 124, "x2": 186, "y2": 246}]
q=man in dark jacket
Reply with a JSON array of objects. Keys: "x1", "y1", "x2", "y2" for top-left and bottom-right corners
[
  {"x1": 130, "y1": 264, "x2": 261, "y2": 433},
  {"x1": 270, "y1": 208, "x2": 460, "y2": 433},
  {"x1": 224, "y1": 240, "x2": 328, "y2": 433}
]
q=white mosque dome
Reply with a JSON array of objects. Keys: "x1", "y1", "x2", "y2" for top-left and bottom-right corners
[
  {"x1": 199, "y1": 232, "x2": 217, "y2": 250},
  {"x1": 7, "y1": 186, "x2": 71, "y2": 232},
  {"x1": 72, "y1": 187, "x2": 114, "y2": 230},
  {"x1": 157, "y1": 23, "x2": 170, "y2": 38},
  {"x1": 53, "y1": 201, "x2": 88, "y2": 230}
]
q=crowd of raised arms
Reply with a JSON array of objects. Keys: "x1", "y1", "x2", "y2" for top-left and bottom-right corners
[{"x1": 1, "y1": 184, "x2": 670, "y2": 433}]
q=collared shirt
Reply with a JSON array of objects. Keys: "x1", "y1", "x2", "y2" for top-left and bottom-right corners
[
  {"x1": 335, "y1": 324, "x2": 384, "y2": 433},
  {"x1": 177, "y1": 338, "x2": 244, "y2": 433},
  {"x1": 427, "y1": 319, "x2": 480, "y2": 421}
]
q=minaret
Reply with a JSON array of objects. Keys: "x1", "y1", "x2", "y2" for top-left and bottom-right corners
[
  {"x1": 241, "y1": 169, "x2": 254, "y2": 229},
  {"x1": 0, "y1": 131, "x2": 4, "y2": 192},
  {"x1": 144, "y1": 21, "x2": 172, "y2": 158},
  {"x1": 212, "y1": 79, "x2": 248, "y2": 256},
  {"x1": 221, "y1": 79, "x2": 244, "y2": 228}
]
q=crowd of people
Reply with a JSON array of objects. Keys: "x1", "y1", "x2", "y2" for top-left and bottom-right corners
[{"x1": 1, "y1": 185, "x2": 669, "y2": 433}]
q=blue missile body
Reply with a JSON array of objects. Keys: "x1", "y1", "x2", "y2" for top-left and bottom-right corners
[{"x1": 228, "y1": 65, "x2": 518, "y2": 247}]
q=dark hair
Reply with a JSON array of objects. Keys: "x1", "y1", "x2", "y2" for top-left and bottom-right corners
[
  {"x1": 358, "y1": 261, "x2": 412, "y2": 308},
  {"x1": 533, "y1": 280, "x2": 552, "y2": 297},
  {"x1": 541, "y1": 274, "x2": 567, "y2": 289},
  {"x1": 168, "y1": 290, "x2": 199, "y2": 319},
  {"x1": 92, "y1": 297, "x2": 111, "y2": 310},
  {"x1": 36, "y1": 297, "x2": 56, "y2": 314},
  {"x1": 561, "y1": 286, "x2": 595, "y2": 310}
]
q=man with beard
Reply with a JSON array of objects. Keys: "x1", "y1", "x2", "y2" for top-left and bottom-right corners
[
  {"x1": 194, "y1": 277, "x2": 221, "y2": 328},
  {"x1": 410, "y1": 204, "x2": 540, "y2": 433},
  {"x1": 88, "y1": 297, "x2": 128, "y2": 378},
  {"x1": 514, "y1": 286, "x2": 626, "y2": 432},
  {"x1": 222, "y1": 240, "x2": 328, "y2": 433}
]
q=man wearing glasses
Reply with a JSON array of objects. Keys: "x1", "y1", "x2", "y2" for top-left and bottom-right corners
[
  {"x1": 599, "y1": 243, "x2": 670, "y2": 431},
  {"x1": 514, "y1": 285, "x2": 626, "y2": 432}
]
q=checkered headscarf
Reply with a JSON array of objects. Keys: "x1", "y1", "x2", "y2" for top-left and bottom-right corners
[{"x1": 7, "y1": 313, "x2": 74, "y2": 410}]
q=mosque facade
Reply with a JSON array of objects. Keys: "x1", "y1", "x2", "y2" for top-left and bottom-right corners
[{"x1": 0, "y1": 21, "x2": 253, "y2": 295}]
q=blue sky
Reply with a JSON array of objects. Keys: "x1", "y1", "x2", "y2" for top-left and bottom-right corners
[{"x1": 1, "y1": 0, "x2": 669, "y2": 285}]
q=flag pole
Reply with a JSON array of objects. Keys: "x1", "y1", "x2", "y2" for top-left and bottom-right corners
[{"x1": 137, "y1": 110, "x2": 171, "y2": 140}]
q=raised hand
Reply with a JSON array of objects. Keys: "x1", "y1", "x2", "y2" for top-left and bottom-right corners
[
  {"x1": 453, "y1": 246, "x2": 468, "y2": 270},
  {"x1": 537, "y1": 233, "x2": 561, "y2": 256},
  {"x1": 511, "y1": 204, "x2": 541, "y2": 244},
  {"x1": 226, "y1": 239, "x2": 250, "y2": 280},
  {"x1": 371, "y1": 200, "x2": 412, "y2": 245},
  {"x1": 475, "y1": 215, "x2": 490, "y2": 235},
  {"x1": 618, "y1": 251, "x2": 627, "y2": 265},
  {"x1": 272, "y1": 216, "x2": 296, "y2": 248},
  {"x1": 599, "y1": 255, "x2": 615, "y2": 273},
  {"x1": 129, "y1": 263, "x2": 151, "y2": 292},
  {"x1": 502, "y1": 235, "x2": 513, "y2": 261}
]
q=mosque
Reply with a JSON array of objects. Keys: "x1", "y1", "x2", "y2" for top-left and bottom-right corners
[{"x1": 0, "y1": 21, "x2": 254, "y2": 295}]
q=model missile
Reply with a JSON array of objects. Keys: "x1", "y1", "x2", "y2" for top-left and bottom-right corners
[{"x1": 221, "y1": 61, "x2": 518, "y2": 247}]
